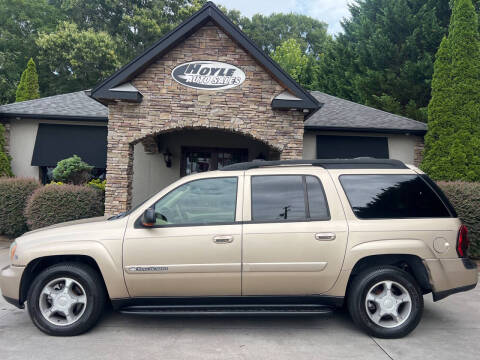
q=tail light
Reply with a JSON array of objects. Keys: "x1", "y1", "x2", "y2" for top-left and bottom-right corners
[{"x1": 457, "y1": 225, "x2": 470, "y2": 258}]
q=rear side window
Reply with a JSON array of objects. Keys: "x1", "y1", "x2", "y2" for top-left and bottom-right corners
[
  {"x1": 340, "y1": 174, "x2": 451, "y2": 219},
  {"x1": 251, "y1": 175, "x2": 329, "y2": 222}
]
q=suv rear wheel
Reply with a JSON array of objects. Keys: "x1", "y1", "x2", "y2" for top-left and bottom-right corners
[
  {"x1": 27, "y1": 262, "x2": 106, "y2": 336},
  {"x1": 347, "y1": 266, "x2": 423, "y2": 338}
]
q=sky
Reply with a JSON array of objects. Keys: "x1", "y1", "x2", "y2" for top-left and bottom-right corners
[{"x1": 216, "y1": 0, "x2": 353, "y2": 34}]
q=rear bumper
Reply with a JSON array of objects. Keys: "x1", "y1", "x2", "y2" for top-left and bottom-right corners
[
  {"x1": 424, "y1": 258, "x2": 478, "y2": 302},
  {"x1": 0, "y1": 265, "x2": 25, "y2": 309}
]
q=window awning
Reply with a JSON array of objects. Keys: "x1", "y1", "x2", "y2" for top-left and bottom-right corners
[{"x1": 31, "y1": 124, "x2": 107, "y2": 168}]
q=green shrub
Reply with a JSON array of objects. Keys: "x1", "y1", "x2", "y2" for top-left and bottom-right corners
[
  {"x1": 52, "y1": 155, "x2": 93, "y2": 185},
  {"x1": 87, "y1": 179, "x2": 106, "y2": 191},
  {"x1": 438, "y1": 181, "x2": 480, "y2": 258},
  {"x1": 25, "y1": 184, "x2": 104, "y2": 230},
  {"x1": 0, "y1": 124, "x2": 13, "y2": 177},
  {"x1": 0, "y1": 178, "x2": 40, "y2": 237}
]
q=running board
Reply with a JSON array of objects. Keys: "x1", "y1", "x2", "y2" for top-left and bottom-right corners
[{"x1": 119, "y1": 304, "x2": 335, "y2": 316}]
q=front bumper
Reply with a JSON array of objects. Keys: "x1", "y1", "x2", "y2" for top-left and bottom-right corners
[
  {"x1": 424, "y1": 258, "x2": 478, "y2": 302},
  {"x1": 0, "y1": 264, "x2": 25, "y2": 308}
]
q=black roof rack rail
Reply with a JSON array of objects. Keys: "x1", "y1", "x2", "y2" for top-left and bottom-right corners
[{"x1": 220, "y1": 158, "x2": 408, "y2": 171}]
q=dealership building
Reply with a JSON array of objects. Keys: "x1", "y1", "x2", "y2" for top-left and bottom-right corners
[{"x1": 0, "y1": 2, "x2": 427, "y2": 216}]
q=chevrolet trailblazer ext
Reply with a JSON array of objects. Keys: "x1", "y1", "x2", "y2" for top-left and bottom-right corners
[{"x1": 1, "y1": 159, "x2": 477, "y2": 338}]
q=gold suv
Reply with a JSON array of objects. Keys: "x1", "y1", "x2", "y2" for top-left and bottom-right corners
[{"x1": 1, "y1": 159, "x2": 477, "y2": 338}]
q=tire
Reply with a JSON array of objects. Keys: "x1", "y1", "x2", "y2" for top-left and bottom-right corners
[
  {"x1": 27, "y1": 262, "x2": 106, "y2": 336},
  {"x1": 347, "y1": 266, "x2": 423, "y2": 339}
]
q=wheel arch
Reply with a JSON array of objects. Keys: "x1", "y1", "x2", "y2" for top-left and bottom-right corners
[
  {"x1": 346, "y1": 254, "x2": 432, "y2": 297},
  {"x1": 19, "y1": 255, "x2": 109, "y2": 305}
]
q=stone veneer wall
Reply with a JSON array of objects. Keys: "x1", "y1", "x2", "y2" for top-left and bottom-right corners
[
  {"x1": 105, "y1": 23, "x2": 305, "y2": 215},
  {"x1": 413, "y1": 136, "x2": 425, "y2": 167}
]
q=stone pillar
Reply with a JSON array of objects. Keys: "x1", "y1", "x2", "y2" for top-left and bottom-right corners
[
  {"x1": 104, "y1": 143, "x2": 134, "y2": 216},
  {"x1": 413, "y1": 136, "x2": 425, "y2": 167}
]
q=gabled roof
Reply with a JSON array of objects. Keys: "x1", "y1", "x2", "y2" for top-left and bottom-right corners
[
  {"x1": 0, "y1": 91, "x2": 108, "y2": 122},
  {"x1": 305, "y1": 91, "x2": 427, "y2": 135},
  {"x1": 90, "y1": 1, "x2": 319, "y2": 111}
]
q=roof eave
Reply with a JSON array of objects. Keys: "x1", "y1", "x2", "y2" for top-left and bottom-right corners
[
  {"x1": 304, "y1": 125, "x2": 427, "y2": 136},
  {"x1": 0, "y1": 113, "x2": 108, "y2": 122}
]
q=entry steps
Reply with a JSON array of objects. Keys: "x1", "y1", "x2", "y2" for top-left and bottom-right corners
[{"x1": 120, "y1": 303, "x2": 334, "y2": 316}]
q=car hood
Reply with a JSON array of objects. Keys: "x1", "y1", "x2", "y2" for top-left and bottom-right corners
[{"x1": 15, "y1": 216, "x2": 128, "y2": 249}]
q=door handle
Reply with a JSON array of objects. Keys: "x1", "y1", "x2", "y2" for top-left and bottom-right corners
[
  {"x1": 213, "y1": 235, "x2": 234, "y2": 244},
  {"x1": 315, "y1": 233, "x2": 336, "y2": 241}
]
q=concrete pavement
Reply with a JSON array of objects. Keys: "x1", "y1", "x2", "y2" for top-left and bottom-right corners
[{"x1": 0, "y1": 244, "x2": 479, "y2": 360}]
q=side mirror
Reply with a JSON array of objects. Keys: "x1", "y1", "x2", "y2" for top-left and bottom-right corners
[{"x1": 141, "y1": 207, "x2": 156, "y2": 227}]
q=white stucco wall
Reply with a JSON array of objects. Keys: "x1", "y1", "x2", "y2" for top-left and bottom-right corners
[
  {"x1": 303, "y1": 130, "x2": 422, "y2": 165},
  {"x1": 132, "y1": 130, "x2": 273, "y2": 206},
  {"x1": 7, "y1": 118, "x2": 107, "y2": 179}
]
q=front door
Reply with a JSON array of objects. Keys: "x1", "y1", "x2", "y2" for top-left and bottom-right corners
[
  {"x1": 241, "y1": 168, "x2": 349, "y2": 295},
  {"x1": 123, "y1": 174, "x2": 243, "y2": 297},
  {"x1": 181, "y1": 147, "x2": 248, "y2": 176}
]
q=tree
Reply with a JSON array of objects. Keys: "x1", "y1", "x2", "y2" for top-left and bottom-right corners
[
  {"x1": 0, "y1": 0, "x2": 60, "y2": 104},
  {"x1": 15, "y1": 58, "x2": 40, "y2": 102},
  {"x1": 36, "y1": 22, "x2": 121, "y2": 95},
  {"x1": 421, "y1": 0, "x2": 480, "y2": 181},
  {"x1": 0, "y1": 124, "x2": 13, "y2": 177},
  {"x1": 52, "y1": 155, "x2": 93, "y2": 184},
  {"x1": 318, "y1": 0, "x2": 452, "y2": 121},
  {"x1": 239, "y1": 13, "x2": 329, "y2": 56}
]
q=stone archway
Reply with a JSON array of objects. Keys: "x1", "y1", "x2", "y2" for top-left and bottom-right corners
[{"x1": 104, "y1": 122, "x2": 301, "y2": 216}]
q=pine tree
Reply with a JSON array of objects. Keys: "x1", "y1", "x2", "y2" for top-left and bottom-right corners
[
  {"x1": 0, "y1": 124, "x2": 13, "y2": 177},
  {"x1": 421, "y1": 0, "x2": 480, "y2": 181},
  {"x1": 15, "y1": 58, "x2": 40, "y2": 102}
]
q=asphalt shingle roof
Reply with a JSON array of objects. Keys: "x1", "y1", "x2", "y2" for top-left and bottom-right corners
[
  {"x1": 0, "y1": 91, "x2": 108, "y2": 120},
  {"x1": 0, "y1": 89, "x2": 428, "y2": 134},
  {"x1": 306, "y1": 91, "x2": 427, "y2": 134}
]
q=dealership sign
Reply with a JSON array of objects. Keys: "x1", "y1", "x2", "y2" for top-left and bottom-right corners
[{"x1": 171, "y1": 61, "x2": 246, "y2": 90}]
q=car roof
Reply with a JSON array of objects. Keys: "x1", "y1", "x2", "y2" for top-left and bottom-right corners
[{"x1": 220, "y1": 158, "x2": 408, "y2": 171}]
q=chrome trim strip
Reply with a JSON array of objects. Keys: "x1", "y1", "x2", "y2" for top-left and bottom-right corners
[
  {"x1": 243, "y1": 262, "x2": 328, "y2": 272},
  {"x1": 124, "y1": 263, "x2": 241, "y2": 274}
]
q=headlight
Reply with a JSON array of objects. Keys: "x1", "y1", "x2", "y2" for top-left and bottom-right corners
[{"x1": 9, "y1": 242, "x2": 17, "y2": 262}]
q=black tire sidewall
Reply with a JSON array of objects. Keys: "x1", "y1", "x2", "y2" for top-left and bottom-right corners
[
  {"x1": 348, "y1": 267, "x2": 424, "y2": 339},
  {"x1": 27, "y1": 263, "x2": 105, "y2": 336}
]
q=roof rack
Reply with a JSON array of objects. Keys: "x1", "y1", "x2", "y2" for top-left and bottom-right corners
[{"x1": 220, "y1": 158, "x2": 408, "y2": 171}]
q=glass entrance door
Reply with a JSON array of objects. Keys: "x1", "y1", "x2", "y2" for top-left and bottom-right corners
[{"x1": 181, "y1": 147, "x2": 248, "y2": 176}]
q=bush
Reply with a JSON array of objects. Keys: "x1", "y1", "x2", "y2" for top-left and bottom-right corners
[
  {"x1": 0, "y1": 178, "x2": 40, "y2": 237},
  {"x1": 0, "y1": 124, "x2": 13, "y2": 177},
  {"x1": 87, "y1": 179, "x2": 106, "y2": 191},
  {"x1": 52, "y1": 155, "x2": 93, "y2": 185},
  {"x1": 25, "y1": 185, "x2": 104, "y2": 230},
  {"x1": 438, "y1": 181, "x2": 480, "y2": 258}
]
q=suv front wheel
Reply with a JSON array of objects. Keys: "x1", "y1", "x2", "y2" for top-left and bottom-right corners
[
  {"x1": 347, "y1": 266, "x2": 424, "y2": 338},
  {"x1": 27, "y1": 262, "x2": 106, "y2": 336}
]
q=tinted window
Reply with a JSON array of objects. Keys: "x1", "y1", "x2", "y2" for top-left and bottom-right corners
[
  {"x1": 306, "y1": 176, "x2": 330, "y2": 220},
  {"x1": 154, "y1": 177, "x2": 237, "y2": 225},
  {"x1": 252, "y1": 176, "x2": 306, "y2": 221},
  {"x1": 251, "y1": 175, "x2": 330, "y2": 222},
  {"x1": 340, "y1": 175, "x2": 451, "y2": 219}
]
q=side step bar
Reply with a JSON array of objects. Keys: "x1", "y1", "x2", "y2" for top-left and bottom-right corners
[{"x1": 119, "y1": 304, "x2": 335, "y2": 316}]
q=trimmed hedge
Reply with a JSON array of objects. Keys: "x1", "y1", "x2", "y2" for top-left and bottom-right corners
[
  {"x1": 0, "y1": 178, "x2": 41, "y2": 237},
  {"x1": 25, "y1": 184, "x2": 104, "y2": 230},
  {"x1": 438, "y1": 181, "x2": 480, "y2": 258}
]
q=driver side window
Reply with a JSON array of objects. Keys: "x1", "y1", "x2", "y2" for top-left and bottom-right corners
[{"x1": 153, "y1": 177, "x2": 238, "y2": 226}]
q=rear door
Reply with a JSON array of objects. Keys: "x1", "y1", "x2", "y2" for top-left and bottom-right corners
[{"x1": 241, "y1": 167, "x2": 349, "y2": 295}]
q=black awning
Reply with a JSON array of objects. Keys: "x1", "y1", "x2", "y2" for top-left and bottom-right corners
[{"x1": 31, "y1": 123, "x2": 107, "y2": 168}]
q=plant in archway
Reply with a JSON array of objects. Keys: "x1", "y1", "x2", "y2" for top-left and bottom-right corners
[
  {"x1": 421, "y1": 0, "x2": 480, "y2": 181},
  {"x1": 52, "y1": 155, "x2": 93, "y2": 185},
  {"x1": 16, "y1": 58, "x2": 40, "y2": 102}
]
